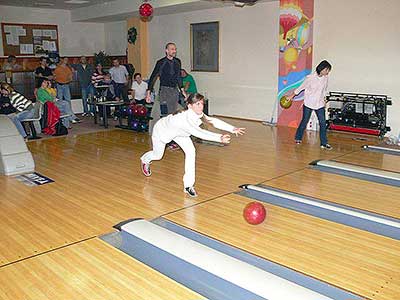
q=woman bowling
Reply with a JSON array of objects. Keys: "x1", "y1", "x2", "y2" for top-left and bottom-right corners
[
  {"x1": 140, "y1": 93, "x2": 245, "y2": 197},
  {"x1": 288, "y1": 60, "x2": 332, "y2": 150}
]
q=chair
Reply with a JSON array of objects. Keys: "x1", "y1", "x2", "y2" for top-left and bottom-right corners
[{"x1": 21, "y1": 102, "x2": 43, "y2": 140}]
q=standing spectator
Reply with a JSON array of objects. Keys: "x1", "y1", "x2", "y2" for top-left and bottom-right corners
[
  {"x1": 146, "y1": 42, "x2": 185, "y2": 114},
  {"x1": 74, "y1": 56, "x2": 94, "y2": 116},
  {"x1": 109, "y1": 58, "x2": 128, "y2": 101},
  {"x1": 35, "y1": 57, "x2": 53, "y2": 80},
  {"x1": 2, "y1": 55, "x2": 22, "y2": 71},
  {"x1": 91, "y1": 63, "x2": 105, "y2": 87},
  {"x1": 53, "y1": 57, "x2": 80, "y2": 122},
  {"x1": 130, "y1": 73, "x2": 148, "y2": 105},
  {"x1": 181, "y1": 69, "x2": 198, "y2": 95}
]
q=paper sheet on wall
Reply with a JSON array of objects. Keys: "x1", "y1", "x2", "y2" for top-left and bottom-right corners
[
  {"x1": 12, "y1": 35, "x2": 20, "y2": 46},
  {"x1": 33, "y1": 36, "x2": 42, "y2": 44},
  {"x1": 32, "y1": 29, "x2": 42, "y2": 37},
  {"x1": 3, "y1": 25, "x2": 12, "y2": 33},
  {"x1": 42, "y1": 30, "x2": 53, "y2": 37},
  {"x1": 17, "y1": 27, "x2": 26, "y2": 36},
  {"x1": 11, "y1": 27, "x2": 18, "y2": 36},
  {"x1": 49, "y1": 41, "x2": 57, "y2": 51},
  {"x1": 49, "y1": 30, "x2": 57, "y2": 39},
  {"x1": 42, "y1": 40, "x2": 50, "y2": 51},
  {"x1": 6, "y1": 34, "x2": 13, "y2": 45},
  {"x1": 6, "y1": 34, "x2": 19, "y2": 46},
  {"x1": 20, "y1": 44, "x2": 34, "y2": 54}
]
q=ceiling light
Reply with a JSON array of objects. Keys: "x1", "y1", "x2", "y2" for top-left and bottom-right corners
[
  {"x1": 34, "y1": 2, "x2": 55, "y2": 6},
  {"x1": 64, "y1": 0, "x2": 90, "y2": 4}
]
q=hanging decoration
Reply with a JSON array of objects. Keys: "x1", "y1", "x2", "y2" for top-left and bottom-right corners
[
  {"x1": 139, "y1": 1, "x2": 153, "y2": 18},
  {"x1": 128, "y1": 26, "x2": 138, "y2": 44}
]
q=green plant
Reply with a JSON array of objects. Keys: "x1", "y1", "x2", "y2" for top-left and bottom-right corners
[
  {"x1": 128, "y1": 27, "x2": 138, "y2": 44},
  {"x1": 94, "y1": 51, "x2": 112, "y2": 67}
]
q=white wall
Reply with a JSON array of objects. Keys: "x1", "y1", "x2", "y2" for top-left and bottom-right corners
[
  {"x1": 146, "y1": 0, "x2": 400, "y2": 135},
  {"x1": 314, "y1": 0, "x2": 400, "y2": 135},
  {"x1": 0, "y1": 5, "x2": 105, "y2": 56},
  {"x1": 148, "y1": 2, "x2": 280, "y2": 120},
  {"x1": 105, "y1": 20, "x2": 127, "y2": 55}
]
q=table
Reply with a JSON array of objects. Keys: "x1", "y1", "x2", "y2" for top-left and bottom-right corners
[{"x1": 95, "y1": 101, "x2": 126, "y2": 128}]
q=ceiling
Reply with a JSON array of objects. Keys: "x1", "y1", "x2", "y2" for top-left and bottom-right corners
[
  {"x1": 0, "y1": 0, "x2": 118, "y2": 10},
  {"x1": 0, "y1": 0, "x2": 271, "y2": 22}
]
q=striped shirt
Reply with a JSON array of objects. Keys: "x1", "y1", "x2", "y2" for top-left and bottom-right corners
[
  {"x1": 10, "y1": 91, "x2": 33, "y2": 112},
  {"x1": 91, "y1": 72, "x2": 105, "y2": 86}
]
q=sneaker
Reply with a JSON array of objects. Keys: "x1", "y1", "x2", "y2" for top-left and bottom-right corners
[
  {"x1": 321, "y1": 144, "x2": 333, "y2": 150},
  {"x1": 295, "y1": 140, "x2": 302, "y2": 144},
  {"x1": 81, "y1": 113, "x2": 88, "y2": 117},
  {"x1": 71, "y1": 118, "x2": 81, "y2": 124},
  {"x1": 184, "y1": 186, "x2": 198, "y2": 197},
  {"x1": 141, "y1": 161, "x2": 151, "y2": 177},
  {"x1": 89, "y1": 112, "x2": 94, "y2": 117}
]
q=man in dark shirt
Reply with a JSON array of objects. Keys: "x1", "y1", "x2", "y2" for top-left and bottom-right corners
[
  {"x1": 35, "y1": 57, "x2": 53, "y2": 80},
  {"x1": 146, "y1": 42, "x2": 185, "y2": 115},
  {"x1": 73, "y1": 56, "x2": 95, "y2": 116}
]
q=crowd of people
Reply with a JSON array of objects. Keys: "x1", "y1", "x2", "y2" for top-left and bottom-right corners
[{"x1": 0, "y1": 54, "x2": 202, "y2": 140}]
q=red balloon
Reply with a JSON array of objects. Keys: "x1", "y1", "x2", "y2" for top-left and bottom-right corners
[
  {"x1": 139, "y1": 2, "x2": 153, "y2": 17},
  {"x1": 243, "y1": 202, "x2": 266, "y2": 225}
]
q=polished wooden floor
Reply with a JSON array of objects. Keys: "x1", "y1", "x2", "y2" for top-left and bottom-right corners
[
  {"x1": 335, "y1": 150, "x2": 400, "y2": 173},
  {"x1": 0, "y1": 119, "x2": 398, "y2": 299},
  {"x1": 165, "y1": 194, "x2": 400, "y2": 300}
]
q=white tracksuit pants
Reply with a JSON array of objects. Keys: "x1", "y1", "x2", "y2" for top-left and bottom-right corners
[{"x1": 141, "y1": 134, "x2": 196, "y2": 188}]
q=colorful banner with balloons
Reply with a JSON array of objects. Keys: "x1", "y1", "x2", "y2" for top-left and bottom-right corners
[{"x1": 277, "y1": 0, "x2": 314, "y2": 127}]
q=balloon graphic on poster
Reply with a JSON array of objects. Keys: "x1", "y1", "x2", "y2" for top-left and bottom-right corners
[{"x1": 280, "y1": 6, "x2": 302, "y2": 40}]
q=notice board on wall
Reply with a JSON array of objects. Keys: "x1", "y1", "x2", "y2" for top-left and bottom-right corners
[{"x1": 1, "y1": 22, "x2": 59, "y2": 56}]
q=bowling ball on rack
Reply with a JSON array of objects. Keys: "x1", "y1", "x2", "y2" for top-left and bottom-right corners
[
  {"x1": 129, "y1": 103, "x2": 139, "y2": 115},
  {"x1": 279, "y1": 95, "x2": 293, "y2": 109},
  {"x1": 243, "y1": 202, "x2": 267, "y2": 225},
  {"x1": 136, "y1": 105, "x2": 148, "y2": 117},
  {"x1": 131, "y1": 119, "x2": 140, "y2": 131},
  {"x1": 139, "y1": 122, "x2": 149, "y2": 132},
  {"x1": 120, "y1": 106, "x2": 129, "y2": 117}
]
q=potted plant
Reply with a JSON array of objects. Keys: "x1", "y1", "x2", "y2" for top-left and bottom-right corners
[{"x1": 94, "y1": 51, "x2": 112, "y2": 67}]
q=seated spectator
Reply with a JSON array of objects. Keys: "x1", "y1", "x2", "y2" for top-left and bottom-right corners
[
  {"x1": 181, "y1": 69, "x2": 198, "y2": 94},
  {"x1": 2, "y1": 55, "x2": 22, "y2": 72},
  {"x1": 0, "y1": 82, "x2": 34, "y2": 139},
  {"x1": 36, "y1": 78, "x2": 79, "y2": 128},
  {"x1": 96, "y1": 73, "x2": 119, "y2": 118},
  {"x1": 130, "y1": 73, "x2": 148, "y2": 105},
  {"x1": 98, "y1": 73, "x2": 119, "y2": 101}
]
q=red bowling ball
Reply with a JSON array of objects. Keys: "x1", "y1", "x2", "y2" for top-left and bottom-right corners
[
  {"x1": 129, "y1": 104, "x2": 139, "y2": 116},
  {"x1": 243, "y1": 202, "x2": 266, "y2": 225},
  {"x1": 136, "y1": 105, "x2": 148, "y2": 117}
]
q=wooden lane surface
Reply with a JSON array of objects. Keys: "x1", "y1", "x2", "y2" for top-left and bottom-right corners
[
  {"x1": 264, "y1": 168, "x2": 400, "y2": 219},
  {"x1": 0, "y1": 238, "x2": 204, "y2": 300},
  {"x1": 165, "y1": 194, "x2": 400, "y2": 300},
  {"x1": 333, "y1": 150, "x2": 400, "y2": 173},
  {"x1": 0, "y1": 122, "x2": 356, "y2": 265}
]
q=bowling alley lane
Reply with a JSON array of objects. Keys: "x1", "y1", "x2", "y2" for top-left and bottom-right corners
[
  {"x1": 334, "y1": 150, "x2": 400, "y2": 173},
  {"x1": 164, "y1": 193, "x2": 400, "y2": 300}
]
